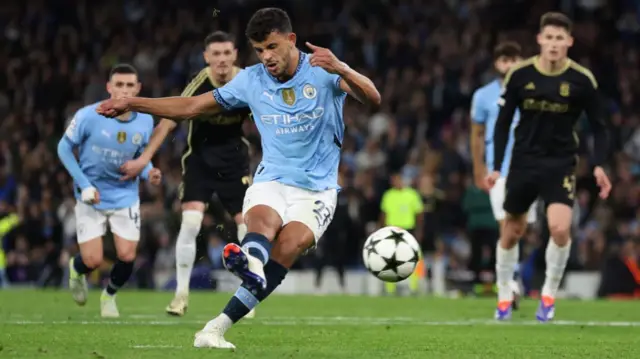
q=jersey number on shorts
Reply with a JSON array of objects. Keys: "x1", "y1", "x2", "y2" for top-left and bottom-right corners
[
  {"x1": 562, "y1": 175, "x2": 576, "y2": 200},
  {"x1": 128, "y1": 207, "x2": 140, "y2": 230},
  {"x1": 313, "y1": 200, "x2": 332, "y2": 229}
]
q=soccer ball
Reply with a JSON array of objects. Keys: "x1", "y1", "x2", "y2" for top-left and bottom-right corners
[{"x1": 362, "y1": 226, "x2": 421, "y2": 282}]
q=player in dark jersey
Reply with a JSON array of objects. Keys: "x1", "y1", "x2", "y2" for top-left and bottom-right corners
[
  {"x1": 119, "y1": 31, "x2": 253, "y2": 317},
  {"x1": 486, "y1": 12, "x2": 612, "y2": 322}
]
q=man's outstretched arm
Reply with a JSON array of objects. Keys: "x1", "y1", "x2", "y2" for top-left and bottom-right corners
[{"x1": 98, "y1": 92, "x2": 221, "y2": 121}]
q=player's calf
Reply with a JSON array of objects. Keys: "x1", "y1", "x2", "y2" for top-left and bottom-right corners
[
  {"x1": 495, "y1": 213, "x2": 527, "y2": 317},
  {"x1": 538, "y1": 203, "x2": 573, "y2": 322},
  {"x1": 70, "y1": 239, "x2": 103, "y2": 306}
]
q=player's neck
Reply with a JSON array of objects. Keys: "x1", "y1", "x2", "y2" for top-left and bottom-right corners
[
  {"x1": 278, "y1": 50, "x2": 301, "y2": 82},
  {"x1": 208, "y1": 67, "x2": 236, "y2": 87},
  {"x1": 536, "y1": 55, "x2": 570, "y2": 75},
  {"x1": 116, "y1": 112, "x2": 133, "y2": 122}
]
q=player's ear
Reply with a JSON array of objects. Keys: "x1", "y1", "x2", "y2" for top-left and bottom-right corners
[
  {"x1": 106, "y1": 81, "x2": 113, "y2": 96},
  {"x1": 202, "y1": 50, "x2": 210, "y2": 65},
  {"x1": 287, "y1": 32, "x2": 296, "y2": 45},
  {"x1": 567, "y1": 35, "x2": 574, "y2": 47},
  {"x1": 134, "y1": 81, "x2": 142, "y2": 96},
  {"x1": 536, "y1": 32, "x2": 543, "y2": 46}
]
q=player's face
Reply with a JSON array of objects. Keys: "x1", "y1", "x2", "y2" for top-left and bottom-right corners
[
  {"x1": 107, "y1": 74, "x2": 141, "y2": 99},
  {"x1": 250, "y1": 31, "x2": 297, "y2": 78},
  {"x1": 204, "y1": 41, "x2": 237, "y2": 77},
  {"x1": 537, "y1": 25, "x2": 573, "y2": 62},
  {"x1": 494, "y1": 56, "x2": 522, "y2": 77}
]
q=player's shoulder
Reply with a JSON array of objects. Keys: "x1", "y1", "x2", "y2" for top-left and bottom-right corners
[
  {"x1": 567, "y1": 59, "x2": 598, "y2": 89},
  {"x1": 135, "y1": 113, "x2": 155, "y2": 126},
  {"x1": 504, "y1": 57, "x2": 537, "y2": 84},
  {"x1": 74, "y1": 102, "x2": 101, "y2": 121},
  {"x1": 473, "y1": 80, "x2": 500, "y2": 98}
]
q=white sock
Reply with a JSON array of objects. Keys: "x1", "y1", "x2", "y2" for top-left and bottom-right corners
[
  {"x1": 203, "y1": 313, "x2": 233, "y2": 334},
  {"x1": 496, "y1": 242, "x2": 519, "y2": 302},
  {"x1": 175, "y1": 210, "x2": 203, "y2": 295},
  {"x1": 541, "y1": 239, "x2": 571, "y2": 299},
  {"x1": 237, "y1": 223, "x2": 247, "y2": 243}
]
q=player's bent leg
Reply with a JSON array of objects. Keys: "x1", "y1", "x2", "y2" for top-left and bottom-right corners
[
  {"x1": 167, "y1": 201, "x2": 205, "y2": 317},
  {"x1": 70, "y1": 237, "x2": 104, "y2": 306},
  {"x1": 222, "y1": 204, "x2": 282, "y2": 293},
  {"x1": 537, "y1": 203, "x2": 573, "y2": 322}
]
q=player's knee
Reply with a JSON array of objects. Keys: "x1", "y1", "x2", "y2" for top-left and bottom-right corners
[
  {"x1": 245, "y1": 205, "x2": 282, "y2": 240},
  {"x1": 548, "y1": 221, "x2": 571, "y2": 244},
  {"x1": 116, "y1": 250, "x2": 137, "y2": 263},
  {"x1": 180, "y1": 210, "x2": 204, "y2": 239},
  {"x1": 503, "y1": 214, "x2": 527, "y2": 240},
  {"x1": 82, "y1": 252, "x2": 103, "y2": 269}
]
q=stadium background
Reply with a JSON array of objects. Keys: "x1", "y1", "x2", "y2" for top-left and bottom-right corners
[{"x1": 0, "y1": 0, "x2": 638, "y2": 298}]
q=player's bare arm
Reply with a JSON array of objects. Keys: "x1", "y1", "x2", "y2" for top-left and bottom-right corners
[
  {"x1": 306, "y1": 42, "x2": 381, "y2": 107},
  {"x1": 120, "y1": 119, "x2": 177, "y2": 179},
  {"x1": 580, "y1": 70, "x2": 612, "y2": 199},
  {"x1": 489, "y1": 68, "x2": 520, "y2": 188},
  {"x1": 97, "y1": 92, "x2": 221, "y2": 121},
  {"x1": 470, "y1": 121, "x2": 487, "y2": 190}
]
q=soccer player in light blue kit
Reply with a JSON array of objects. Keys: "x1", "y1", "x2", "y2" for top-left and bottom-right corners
[
  {"x1": 58, "y1": 64, "x2": 162, "y2": 318},
  {"x1": 97, "y1": 8, "x2": 381, "y2": 349},
  {"x1": 469, "y1": 42, "x2": 537, "y2": 320}
]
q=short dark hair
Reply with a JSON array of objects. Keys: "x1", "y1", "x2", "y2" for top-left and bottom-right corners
[
  {"x1": 493, "y1": 41, "x2": 522, "y2": 61},
  {"x1": 245, "y1": 7, "x2": 292, "y2": 42},
  {"x1": 540, "y1": 12, "x2": 573, "y2": 33},
  {"x1": 109, "y1": 64, "x2": 138, "y2": 79},
  {"x1": 204, "y1": 31, "x2": 235, "y2": 48}
]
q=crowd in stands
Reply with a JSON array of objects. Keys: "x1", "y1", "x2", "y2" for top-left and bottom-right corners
[{"x1": 0, "y1": 0, "x2": 638, "y2": 295}]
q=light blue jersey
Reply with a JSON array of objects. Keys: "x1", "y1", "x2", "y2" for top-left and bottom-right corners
[
  {"x1": 58, "y1": 102, "x2": 154, "y2": 210},
  {"x1": 213, "y1": 52, "x2": 347, "y2": 191},
  {"x1": 470, "y1": 79, "x2": 519, "y2": 176}
]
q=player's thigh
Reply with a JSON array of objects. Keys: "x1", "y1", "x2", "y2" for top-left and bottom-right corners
[
  {"x1": 74, "y1": 202, "x2": 107, "y2": 266},
  {"x1": 541, "y1": 169, "x2": 575, "y2": 243},
  {"x1": 109, "y1": 202, "x2": 141, "y2": 261},
  {"x1": 282, "y1": 186, "x2": 338, "y2": 246},
  {"x1": 215, "y1": 175, "x2": 250, "y2": 218},
  {"x1": 179, "y1": 165, "x2": 215, "y2": 205},
  {"x1": 242, "y1": 181, "x2": 286, "y2": 240},
  {"x1": 504, "y1": 171, "x2": 539, "y2": 217}
]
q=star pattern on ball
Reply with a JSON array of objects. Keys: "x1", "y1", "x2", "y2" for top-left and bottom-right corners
[
  {"x1": 380, "y1": 253, "x2": 403, "y2": 272},
  {"x1": 385, "y1": 230, "x2": 406, "y2": 245},
  {"x1": 365, "y1": 237, "x2": 382, "y2": 256}
]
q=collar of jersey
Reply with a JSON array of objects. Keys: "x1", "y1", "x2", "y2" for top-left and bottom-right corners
[
  {"x1": 113, "y1": 111, "x2": 138, "y2": 123},
  {"x1": 266, "y1": 51, "x2": 307, "y2": 84}
]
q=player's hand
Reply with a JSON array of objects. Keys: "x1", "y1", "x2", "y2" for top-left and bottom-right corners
[
  {"x1": 306, "y1": 42, "x2": 347, "y2": 75},
  {"x1": 593, "y1": 166, "x2": 612, "y2": 199},
  {"x1": 484, "y1": 171, "x2": 500, "y2": 190},
  {"x1": 148, "y1": 168, "x2": 162, "y2": 185},
  {"x1": 96, "y1": 98, "x2": 130, "y2": 118},
  {"x1": 81, "y1": 187, "x2": 100, "y2": 205},
  {"x1": 474, "y1": 167, "x2": 489, "y2": 192},
  {"x1": 120, "y1": 158, "x2": 149, "y2": 181}
]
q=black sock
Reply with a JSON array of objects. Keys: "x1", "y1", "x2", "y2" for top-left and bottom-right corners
[
  {"x1": 105, "y1": 260, "x2": 134, "y2": 295},
  {"x1": 241, "y1": 232, "x2": 272, "y2": 265},
  {"x1": 73, "y1": 254, "x2": 93, "y2": 275},
  {"x1": 222, "y1": 259, "x2": 288, "y2": 323}
]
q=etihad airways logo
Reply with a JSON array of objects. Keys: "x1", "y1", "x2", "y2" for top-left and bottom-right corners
[{"x1": 259, "y1": 107, "x2": 325, "y2": 136}]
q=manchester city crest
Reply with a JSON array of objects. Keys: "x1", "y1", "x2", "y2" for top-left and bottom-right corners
[{"x1": 303, "y1": 84, "x2": 317, "y2": 99}]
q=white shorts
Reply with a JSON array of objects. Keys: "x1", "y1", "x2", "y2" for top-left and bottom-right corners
[
  {"x1": 75, "y1": 201, "x2": 141, "y2": 244},
  {"x1": 490, "y1": 177, "x2": 537, "y2": 223},
  {"x1": 242, "y1": 181, "x2": 338, "y2": 242}
]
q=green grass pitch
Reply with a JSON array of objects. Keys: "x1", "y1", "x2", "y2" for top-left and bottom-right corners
[{"x1": 1, "y1": 290, "x2": 640, "y2": 358}]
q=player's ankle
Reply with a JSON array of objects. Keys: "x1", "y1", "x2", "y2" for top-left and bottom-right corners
[{"x1": 241, "y1": 233, "x2": 272, "y2": 265}]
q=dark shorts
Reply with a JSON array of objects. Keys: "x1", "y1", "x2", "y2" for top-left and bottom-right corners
[
  {"x1": 179, "y1": 155, "x2": 250, "y2": 216},
  {"x1": 504, "y1": 165, "x2": 576, "y2": 215}
]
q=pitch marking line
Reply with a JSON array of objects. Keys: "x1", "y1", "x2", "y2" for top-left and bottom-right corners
[{"x1": 4, "y1": 317, "x2": 640, "y2": 327}]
